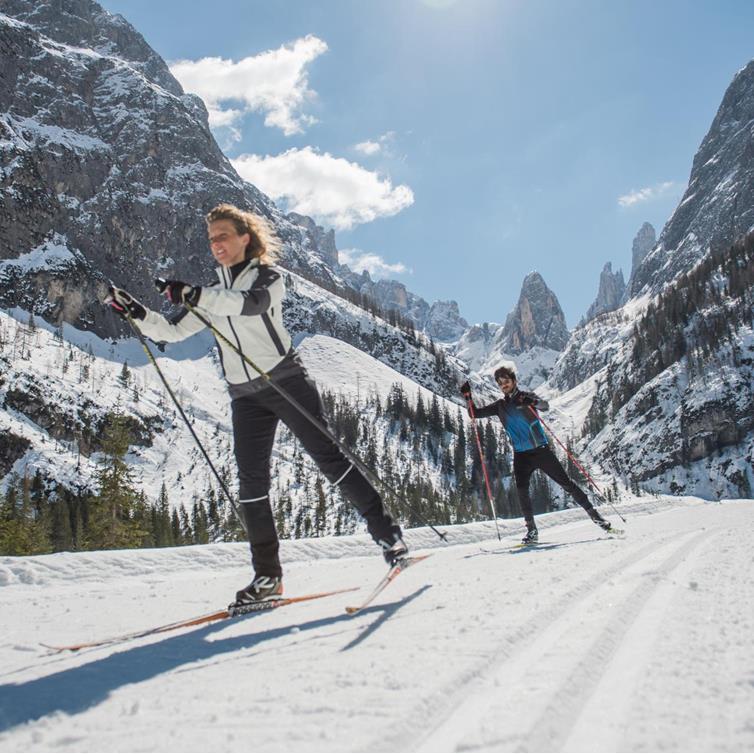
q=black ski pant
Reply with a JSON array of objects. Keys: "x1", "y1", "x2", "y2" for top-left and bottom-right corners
[
  {"x1": 513, "y1": 445, "x2": 594, "y2": 530},
  {"x1": 231, "y1": 366, "x2": 400, "y2": 577}
]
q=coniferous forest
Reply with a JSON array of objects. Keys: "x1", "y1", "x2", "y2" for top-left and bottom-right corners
[{"x1": 0, "y1": 381, "x2": 577, "y2": 556}]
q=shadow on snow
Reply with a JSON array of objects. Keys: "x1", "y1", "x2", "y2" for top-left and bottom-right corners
[{"x1": 0, "y1": 586, "x2": 431, "y2": 732}]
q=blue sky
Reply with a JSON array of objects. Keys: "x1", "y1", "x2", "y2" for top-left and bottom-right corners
[{"x1": 100, "y1": 0, "x2": 754, "y2": 327}]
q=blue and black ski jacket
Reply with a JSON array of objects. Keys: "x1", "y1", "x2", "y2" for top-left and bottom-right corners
[{"x1": 468, "y1": 389, "x2": 550, "y2": 453}]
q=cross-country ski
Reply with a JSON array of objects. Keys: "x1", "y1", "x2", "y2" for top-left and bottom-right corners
[{"x1": 41, "y1": 587, "x2": 359, "y2": 653}]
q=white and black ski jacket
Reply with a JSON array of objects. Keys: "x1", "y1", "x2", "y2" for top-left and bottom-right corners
[{"x1": 138, "y1": 259, "x2": 293, "y2": 392}]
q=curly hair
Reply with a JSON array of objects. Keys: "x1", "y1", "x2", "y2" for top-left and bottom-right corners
[
  {"x1": 205, "y1": 204, "x2": 282, "y2": 265},
  {"x1": 493, "y1": 364, "x2": 517, "y2": 383}
]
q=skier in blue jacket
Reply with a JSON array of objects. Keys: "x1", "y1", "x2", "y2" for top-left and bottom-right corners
[{"x1": 461, "y1": 364, "x2": 612, "y2": 543}]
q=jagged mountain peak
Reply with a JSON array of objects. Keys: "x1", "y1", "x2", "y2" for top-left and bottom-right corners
[
  {"x1": 500, "y1": 271, "x2": 569, "y2": 354},
  {"x1": 584, "y1": 262, "x2": 626, "y2": 324},
  {"x1": 631, "y1": 223, "x2": 656, "y2": 273},
  {"x1": 629, "y1": 58, "x2": 754, "y2": 297}
]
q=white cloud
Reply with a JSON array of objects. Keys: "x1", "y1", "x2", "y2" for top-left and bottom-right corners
[
  {"x1": 354, "y1": 140, "x2": 381, "y2": 155},
  {"x1": 353, "y1": 131, "x2": 397, "y2": 156},
  {"x1": 170, "y1": 35, "x2": 328, "y2": 136},
  {"x1": 339, "y1": 249, "x2": 411, "y2": 279},
  {"x1": 232, "y1": 147, "x2": 415, "y2": 230},
  {"x1": 618, "y1": 181, "x2": 679, "y2": 207}
]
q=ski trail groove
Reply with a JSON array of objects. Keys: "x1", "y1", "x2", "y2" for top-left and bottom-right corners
[
  {"x1": 513, "y1": 527, "x2": 715, "y2": 752},
  {"x1": 386, "y1": 531, "x2": 685, "y2": 752}
]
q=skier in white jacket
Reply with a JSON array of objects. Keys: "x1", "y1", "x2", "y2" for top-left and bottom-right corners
[{"x1": 107, "y1": 203, "x2": 407, "y2": 605}]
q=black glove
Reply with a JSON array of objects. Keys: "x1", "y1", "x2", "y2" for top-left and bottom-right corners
[
  {"x1": 155, "y1": 278, "x2": 201, "y2": 306},
  {"x1": 516, "y1": 390, "x2": 536, "y2": 406},
  {"x1": 105, "y1": 286, "x2": 146, "y2": 321},
  {"x1": 460, "y1": 381, "x2": 472, "y2": 398}
]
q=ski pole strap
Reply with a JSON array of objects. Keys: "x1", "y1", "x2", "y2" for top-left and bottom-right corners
[
  {"x1": 123, "y1": 311, "x2": 245, "y2": 533},
  {"x1": 184, "y1": 303, "x2": 449, "y2": 542}
]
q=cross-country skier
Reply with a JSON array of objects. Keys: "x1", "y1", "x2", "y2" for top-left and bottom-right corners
[
  {"x1": 460, "y1": 364, "x2": 613, "y2": 544},
  {"x1": 106, "y1": 203, "x2": 407, "y2": 604}
]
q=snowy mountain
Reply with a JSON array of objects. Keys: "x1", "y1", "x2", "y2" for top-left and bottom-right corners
[
  {"x1": 628, "y1": 60, "x2": 754, "y2": 297},
  {"x1": 546, "y1": 61, "x2": 754, "y2": 499},
  {"x1": 0, "y1": 0, "x2": 539, "y2": 553},
  {"x1": 624, "y1": 221, "x2": 656, "y2": 298},
  {"x1": 583, "y1": 262, "x2": 626, "y2": 324},
  {"x1": 452, "y1": 271, "x2": 568, "y2": 392},
  {"x1": 2, "y1": 0, "x2": 753, "y2": 560}
]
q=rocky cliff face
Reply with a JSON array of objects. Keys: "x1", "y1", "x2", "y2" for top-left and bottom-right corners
[
  {"x1": 626, "y1": 222, "x2": 656, "y2": 295},
  {"x1": 500, "y1": 272, "x2": 569, "y2": 354},
  {"x1": 546, "y1": 60, "x2": 754, "y2": 498},
  {"x1": 452, "y1": 272, "x2": 568, "y2": 390},
  {"x1": 584, "y1": 262, "x2": 626, "y2": 323},
  {"x1": 0, "y1": 0, "x2": 342, "y2": 337},
  {"x1": 0, "y1": 0, "x2": 469, "y2": 400},
  {"x1": 628, "y1": 61, "x2": 754, "y2": 297}
]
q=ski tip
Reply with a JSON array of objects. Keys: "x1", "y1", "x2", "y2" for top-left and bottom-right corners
[{"x1": 40, "y1": 643, "x2": 81, "y2": 653}]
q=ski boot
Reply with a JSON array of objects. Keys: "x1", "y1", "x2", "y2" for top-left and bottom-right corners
[
  {"x1": 381, "y1": 534, "x2": 409, "y2": 566},
  {"x1": 233, "y1": 575, "x2": 283, "y2": 606},
  {"x1": 521, "y1": 527, "x2": 539, "y2": 545},
  {"x1": 588, "y1": 508, "x2": 612, "y2": 533}
]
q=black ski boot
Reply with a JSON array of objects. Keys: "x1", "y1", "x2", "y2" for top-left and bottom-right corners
[
  {"x1": 521, "y1": 527, "x2": 539, "y2": 545},
  {"x1": 381, "y1": 533, "x2": 409, "y2": 566},
  {"x1": 233, "y1": 575, "x2": 283, "y2": 606},
  {"x1": 588, "y1": 508, "x2": 612, "y2": 532}
]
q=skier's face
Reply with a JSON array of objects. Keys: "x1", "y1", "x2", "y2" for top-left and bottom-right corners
[
  {"x1": 497, "y1": 375, "x2": 515, "y2": 395},
  {"x1": 208, "y1": 220, "x2": 250, "y2": 267}
]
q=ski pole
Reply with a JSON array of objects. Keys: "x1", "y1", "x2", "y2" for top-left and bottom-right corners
[
  {"x1": 115, "y1": 308, "x2": 246, "y2": 534},
  {"x1": 528, "y1": 406, "x2": 626, "y2": 523},
  {"x1": 178, "y1": 297, "x2": 448, "y2": 542},
  {"x1": 464, "y1": 395, "x2": 501, "y2": 540}
]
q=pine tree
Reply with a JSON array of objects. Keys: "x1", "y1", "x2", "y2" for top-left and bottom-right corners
[
  {"x1": 313, "y1": 476, "x2": 328, "y2": 536},
  {"x1": 119, "y1": 361, "x2": 131, "y2": 389},
  {"x1": 192, "y1": 501, "x2": 209, "y2": 544},
  {"x1": 86, "y1": 414, "x2": 144, "y2": 549}
]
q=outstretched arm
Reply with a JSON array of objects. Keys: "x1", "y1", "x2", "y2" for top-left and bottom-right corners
[
  {"x1": 107, "y1": 286, "x2": 206, "y2": 343},
  {"x1": 460, "y1": 381, "x2": 501, "y2": 418},
  {"x1": 140, "y1": 306, "x2": 207, "y2": 343}
]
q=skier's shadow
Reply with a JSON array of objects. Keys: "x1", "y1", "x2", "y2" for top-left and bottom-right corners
[
  {"x1": 341, "y1": 585, "x2": 431, "y2": 651},
  {"x1": 0, "y1": 587, "x2": 428, "y2": 733},
  {"x1": 463, "y1": 537, "x2": 605, "y2": 558}
]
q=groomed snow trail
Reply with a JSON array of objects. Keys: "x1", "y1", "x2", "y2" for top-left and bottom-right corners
[{"x1": 0, "y1": 498, "x2": 752, "y2": 752}]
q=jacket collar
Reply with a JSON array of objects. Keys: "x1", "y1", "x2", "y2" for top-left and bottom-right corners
[{"x1": 215, "y1": 257, "x2": 260, "y2": 286}]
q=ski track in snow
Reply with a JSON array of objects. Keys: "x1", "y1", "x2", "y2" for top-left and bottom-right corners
[{"x1": 0, "y1": 497, "x2": 752, "y2": 752}]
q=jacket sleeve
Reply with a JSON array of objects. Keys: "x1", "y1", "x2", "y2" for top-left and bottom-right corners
[
  {"x1": 467, "y1": 399, "x2": 501, "y2": 418},
  {"x1": 195, "y1": 266, "x2": 284, "y2": 317},
  {"x1": 138, "y1": 306, "x2": 207, "y2": 343}
]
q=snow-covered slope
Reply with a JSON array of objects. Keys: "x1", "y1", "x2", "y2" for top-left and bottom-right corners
[
  {"x1": 0, "y1": 300, "x2": 507, "y2": 537},
  {"x1": 541, "y1": 60, "x2": 754, "y2": 498},
  {"x1": 0, "y1": 497, "x2": 752, "y2": 751}
]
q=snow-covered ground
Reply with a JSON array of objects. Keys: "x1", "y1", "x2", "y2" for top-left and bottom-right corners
[{"x1": 1, "y1": 496, "x2": 753, "y2": 752}]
